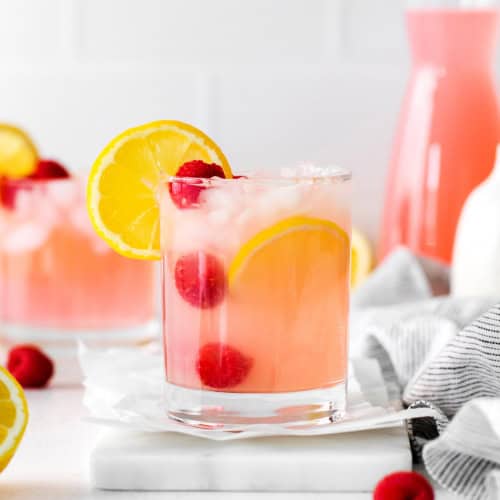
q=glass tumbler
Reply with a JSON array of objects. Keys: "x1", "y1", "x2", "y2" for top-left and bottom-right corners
[
  {"x1": 160, "y1": 168, "x2": 351, "y2": 429},
  {"x1": 0, "y1": 177, "x2": 158, "y2": 382}
]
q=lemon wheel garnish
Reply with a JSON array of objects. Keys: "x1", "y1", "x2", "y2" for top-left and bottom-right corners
[
  {"x1": 87, "y1": 120, "x2": 231, "y2": 260},
  {"x1": 228, "y1": 215, "x2": 350, "y2": 287},
  {"x1": 0, "y1": 123, "x2": 38, "y2": 179},
  {"x1": 351, "y1": 227, "x2": 373, "y2": 287},
  {"x1": 0, "y1": 366, "x2": 28, "y2": 473}
]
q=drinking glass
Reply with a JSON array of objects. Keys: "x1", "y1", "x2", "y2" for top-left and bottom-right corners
[
  {"x1": 0, "y1": 177, "x2": 157, "y2": 381},
  {"x1": 160, "y1": 167, "x2": 351, "y2": 428}
]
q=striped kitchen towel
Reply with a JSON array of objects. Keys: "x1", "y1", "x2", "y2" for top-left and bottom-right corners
[{"x1": 352, "y1": 247, "x2": 500, "y2": 500}]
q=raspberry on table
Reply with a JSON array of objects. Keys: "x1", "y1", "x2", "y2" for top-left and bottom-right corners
[
  {"x1": 374, "y1": 471, "x2": 434, "y2": 500},
  {"x1": 7, "y1": 345, "x2": 54, "y2": 388}
]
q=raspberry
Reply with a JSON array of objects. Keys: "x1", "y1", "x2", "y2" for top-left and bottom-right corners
[
  {"x1": 196, "y1": 343, "x2": 253, "y2": 389},
  {"x1": 174, "y1": 252, "x2": 226, "y2": 308},
  {"x1": 0, "y1": 159, "x2": 70, "y2": 210},
  {"x1": 7, "y1": 345, "x2": 54, "y2": 388},
  {"x1": 29, "y1": 159, "x2": 70, "y2": 180},
  {"x1": 0, "y1": 178, "x2": 20, "y2": 210},
  {"x1": 169, "y1": 160, "x2": 225, "y2": 208},
  {"x1": 374, "y1": 471, "x2": 434, "y2": 500}
]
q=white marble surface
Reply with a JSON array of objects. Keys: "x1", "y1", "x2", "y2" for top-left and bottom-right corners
[
  {"x1": 0, "y1": 388, "x2": 458, "y2": 500},
  {"x1": 91, "y1": 427, "x2": 411, "y2": 491}
]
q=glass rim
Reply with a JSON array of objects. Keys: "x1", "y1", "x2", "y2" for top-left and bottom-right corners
[
  {"x1": 406, "y1": 0, "x2": 499, "y2": 9},
  {"x1": 162, "y1": 167, "x2": 352, "y2": 186},
  {"x1": 0, "y1": 176, "x2": 78, "y2": 188}
]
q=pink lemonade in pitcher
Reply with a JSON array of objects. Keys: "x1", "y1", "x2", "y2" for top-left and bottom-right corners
[{"x1": 380, "y1": 5, "x2": 500, "y2": 263}]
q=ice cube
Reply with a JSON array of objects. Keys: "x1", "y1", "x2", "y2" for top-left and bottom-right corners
[
  {"x1": 281, "y1": 163, "x2": 346, "y2": 179},
  {"x1": 208, "y1": 208, "x2": 231, "y2": 226},
  {"x1": 34, "y1": 199, "x2": 61, "y2": 231},
  {"x1": 13, "y1": 189, "x2": 35, "y2": 216},
  {"x1": 2, "y1": 222, "x2": 49, "y2": 253},
  {"x1": 46, "y1": 181, "x2": 80, "y2": 209},
  {"x1": 70, "y1": 205, "x2": 95, "y2": 237}
]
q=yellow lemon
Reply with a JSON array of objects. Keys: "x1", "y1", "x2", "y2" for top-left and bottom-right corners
[
  {"x1": 87, "y1": 120, "x2": 231, "y2": 260},
  {"x1": 351, "y1": 227, "x2": 373, "y2": 287},
  {"x1": 0, "y1": 366, "x2": 28, "y2": 473},
  {"x1": 229, "y1": 215, "x2": 350, "y2": 287},
  {"x1": 226, "y1": 216, "x2": 351, "y2": 391},
  {"x1": 0, "y1": 124, "x2": 38, "y2": 179}
]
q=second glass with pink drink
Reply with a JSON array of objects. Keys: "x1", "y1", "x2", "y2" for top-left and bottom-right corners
[
  {"x1": 0, "y1": 171, "x2": 157, "y2": 382},
  {"x1": 160, "y1": 167, "x2": 351, "y2": 428}
]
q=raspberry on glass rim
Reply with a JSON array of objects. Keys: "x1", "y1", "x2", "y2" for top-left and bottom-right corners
[
  {"x1": 0, "y1": 159, "x2": 70, "y2": 210},
  {"x1": 169, "y1": 160, "x2": 225, "y2": 209},
  {"x1": 28, "y1": 159, "x2": 70, "y2": 180}
]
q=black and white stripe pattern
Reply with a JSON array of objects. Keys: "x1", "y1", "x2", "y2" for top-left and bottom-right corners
[
  {"x1": 353, "y1": 249, "x2": 500, "y2": 499},
  {"x1": 359, "y1": 305, "x2": 500, "y2": 499},
  {"x1": 404, "y1": 305, "x2": 500, "y2": 417}
]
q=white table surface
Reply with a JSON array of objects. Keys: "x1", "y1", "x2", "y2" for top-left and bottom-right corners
[{"x1": 1, "y1": 388, "x2": 458, "y2": 500}]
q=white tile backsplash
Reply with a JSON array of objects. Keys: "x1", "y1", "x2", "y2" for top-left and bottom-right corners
[
  {"x1": 343, "y1": 0, "x2": 408, "y2": 62},
  {"x1": 76, "y1": 0, "x2": 328, "y2": 65},
  {"x1": 0, "y1": 71, "x2": 200, "y2": 171},
  {"x1": 0, "y1": 0, "x2": 64, "y2": 62},
  {"x1": 0, "y1": 0, "x2": 466, "y2": 242},
  {"x1": 213, "y1": 66, "x2": 406, "y2": 241}
]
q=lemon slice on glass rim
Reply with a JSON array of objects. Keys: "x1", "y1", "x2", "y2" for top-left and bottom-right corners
[
  {"x1": 0, "y1": 123, "x2": 38, "y2": 179},
  {"x1": 86, "y1": 120, "x2": 231, "y2": 260},
  {"x1": 0, "y1": 366, "x2": 29, "y2": 473}
]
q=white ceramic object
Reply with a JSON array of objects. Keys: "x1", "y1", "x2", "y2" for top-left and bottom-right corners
[
  {"x1": 452, "y1": 144, "x2": 500, "y2": 298},
  {"x1": 90, "y1": 426, "x2": 412, "y2": 492}
]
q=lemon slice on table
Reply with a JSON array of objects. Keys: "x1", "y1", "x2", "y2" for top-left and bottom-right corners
[
  {"x1": 0, "y1": 124, "x2": 38, "y2": 179},
  {"x1": 229, "y1": 215, "x2": 350, "y2": 287},
  {"x1": 350, "y1": 227, "x2": 373, "y2": 287},
  {"x1": 0, "y1": 366, "x2": 28, "y2": 473},
  {"x1": 87, "y1": 120, "x2": 231, "y2": 260}
]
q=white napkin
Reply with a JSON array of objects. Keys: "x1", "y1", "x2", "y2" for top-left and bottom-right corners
[
  {"x1": 352, "y1": 246, "x2": 500, "y2": 500},
  {"x1": 79, "y1": 343, "x2": 435, "y2": 441}
]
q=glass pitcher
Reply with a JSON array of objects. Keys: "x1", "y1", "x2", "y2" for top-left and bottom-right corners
[{"x1": 379, "y1": 0, "x2": 500, "y2": 263}]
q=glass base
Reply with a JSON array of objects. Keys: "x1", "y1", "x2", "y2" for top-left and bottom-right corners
[
  {"x1": 0, "y1": 319, "x2": 160, "y2": 385},
  {"x1": 165, "y1": 382, "x2": 346, "y2": 430},
  {"x1": 0, "y1": 319, "x2": 159, "y2": 344}
]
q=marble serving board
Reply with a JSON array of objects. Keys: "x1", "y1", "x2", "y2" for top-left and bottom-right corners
[{"x1": 90, "y1": 425, "x2": 411, "y2": 492}]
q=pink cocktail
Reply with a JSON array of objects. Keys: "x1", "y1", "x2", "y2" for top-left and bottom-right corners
[
  {"x1": 380, "y1": 4, "x2": 500, "y2": 263},
  {"x1": 160, "y1": 167, "x2": 351, "y2": 428},
  {"x1": 0, "y1": 177, "x2": 157, "y2": 378}
]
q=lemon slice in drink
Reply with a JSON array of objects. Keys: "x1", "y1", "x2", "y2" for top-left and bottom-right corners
[
  {"x1": 229, "y1": 215, "x2": 350, "y2": 287},
  {"x1": 0, "y1": 366, "x2": 29, "y2": 473},
  {"x1": 0, "y1": 124, "x2": 38, "y2": 179},
  {"x1": 351, "y1": 227, "x2": 373, "y2": 287},
  {"x1": 226, "y1": 216, "x2": 350, "y2": 392},
  {"x1": 87, "y1": 120, "x2": 231, "y2": 260}
]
